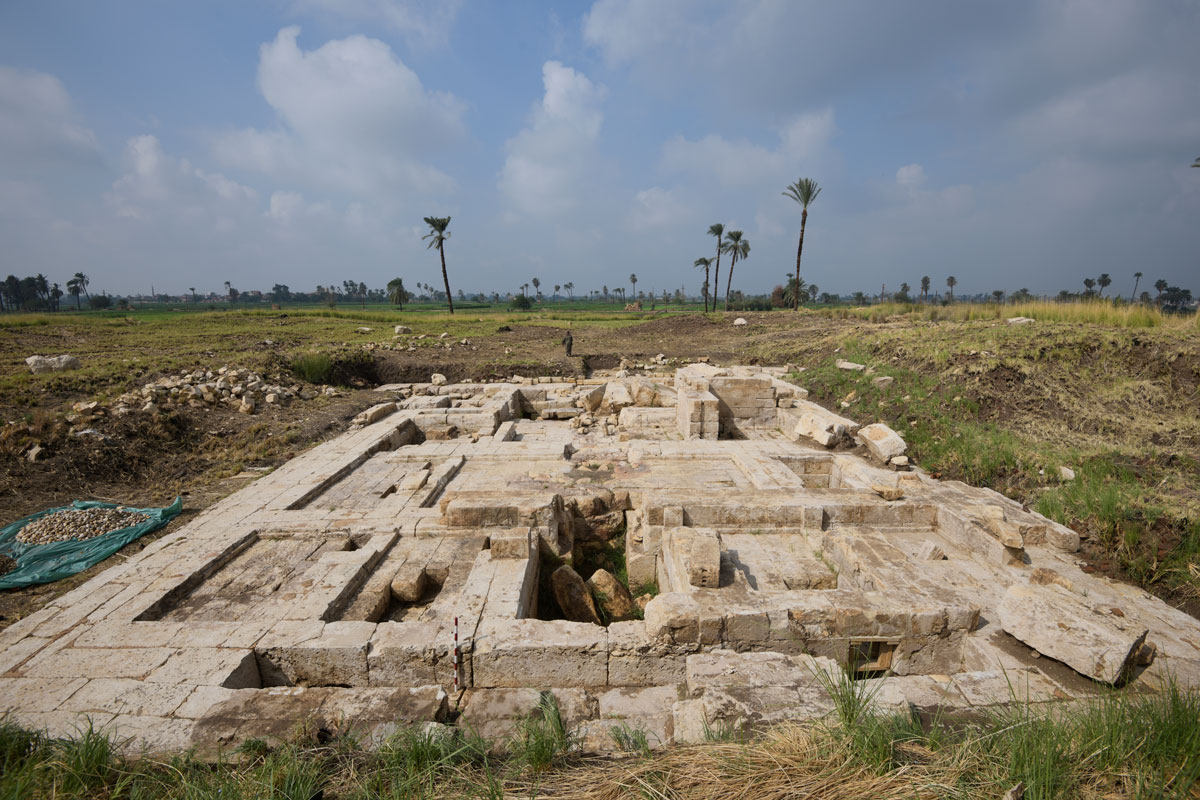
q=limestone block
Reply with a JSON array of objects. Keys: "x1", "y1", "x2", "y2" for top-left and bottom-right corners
[
  {"x1": 578, "y1": 685, "x2": 678, "y2": 752},
  {"x1": 587, "y1": 569, "x2": 637, "y2": 622},
  {"x1": 489, "y1": 528, "x2": 534, "y2": 559},
  {"x1": 473, "y1": 620, "x2": 607, "y2": 688},
  {"x1": 551, "y1": 565, "x2": 603, "y2": 626},
  {"x1": 787, "y1": 401, "x2": 859, "y2": 447},
  {"x1": 607, "y1": 621, "x2": 689, "y2": 686},
  {"x1": 146, "y1": 648, "x2": 261, "y2": 688},
  {"x1": 581, "y1": 384, "x2": 606, "y2": 412},
  {"x1": 353, "y1": 402, "x2": 397, "y2": 426},
  {"x1": 644, "y1": 593, "x2": 700, "y2": 643},
  {"x1": 672, "y1": 685, "x2": 832, "y2": 743},
  {"x1": 688, "y1": 530, "x2": 721, "y2": 588},
  {"x1": 254, "y1": 622, "x2": 375, "y2": 687},
  {"x1": 599, "y1": 382, "x2": 633, "y2": 414},
  {"x1": 460, "y1": 687, "x2": 595, "y2": 741},
  {"x1": 836, "y1": 359, "x2": 866, "y2": 371},
  {"x1": 917, "y1": 540, "x2": 947, "y2": 560},
  {"x1": 998, "y1": 583, "x2": 1148, "y2": 684},
  {"x1": 685, "y1": 651, "x2": 839, "y2": 696},
  {"x1": 857, "y1": 423, "x2": 906, "y2": 462}
]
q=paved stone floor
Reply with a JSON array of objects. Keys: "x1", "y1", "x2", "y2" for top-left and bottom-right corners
[{"x1": 2, "y1": 365, "x2": 1198, "y2": 755}]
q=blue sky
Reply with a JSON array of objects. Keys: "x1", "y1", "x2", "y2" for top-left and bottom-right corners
[{"x1": 1, "y1": 0, "x2": 1197, "y2": 299}]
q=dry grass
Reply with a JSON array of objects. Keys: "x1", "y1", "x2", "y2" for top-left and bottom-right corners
[{"x1": 819, "y1": 300, "x2": 1198, "y2": 329}]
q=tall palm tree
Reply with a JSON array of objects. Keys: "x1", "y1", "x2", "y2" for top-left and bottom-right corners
[
  {"x1": 1083, "y1": 277, "x2": 1096, "y2": 296},
  {"x1": 707, "y1": 224, "x2": 725, "y2": 313},
  {"x1": 1097, "y1": 273, "x2": 1111, "y2": 297},
  {"x1": 1154, "y1": 278, "x2": 1167, "y2": 306},
  {"x1": 900, "y1": 282, "x2": 911, "y2": 299},
  {"x1": 629, "y1": 273, "x2": 637, "y2": 300},
  {"x1": 946, "y1": 275, "x2": 957, "y2": 302},
  {"x1": 782, "y1": 178, "x2": 821, "y2": 310},
  {"x1": 422, "y1": 216, "x2": 454, "y2": 314},
  {"x1": 1130, "y1": 272, "x2": 1142, "y2": 303},
  {"x1": 532, "y1": 277, "x2": 541, "y2": 300},
  {"x1": 694, "y1": 258, "x2": 713, "y2": 310},
  {"x1": 920, "y1": 275, "x2": 931, "y2": 303},
  {"x1": 189, "y1": 287, "x2": 197, "y2": 303},
  {"x1": 721, "y1": 231, "x2": 750, "y2": 310}
]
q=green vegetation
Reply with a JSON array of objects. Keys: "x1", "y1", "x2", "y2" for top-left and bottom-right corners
[{"x1": 288, "y1": 351, "x2": 333, "y2": 384}]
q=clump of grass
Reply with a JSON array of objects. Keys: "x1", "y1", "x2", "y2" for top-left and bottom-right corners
[
  {"x1": 289, "y1": 351, "x2": 334, "y2": 384},
  {"x1": 609, "y1": 724, "x2": 653, "y2": 757},
  {"x1": 509, "y1": 692, "x2": 576, "y2": 772}
]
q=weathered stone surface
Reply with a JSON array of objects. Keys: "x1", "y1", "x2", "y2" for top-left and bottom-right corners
[
  {"x1": 688, "y1": 530, "x2": 720, "y2": 588},
  {"x1": 857, "y1": 423, "x2": 906, "y2": 462},
  {"x1": 644, "y1": 593, "x2": 699, "y2": 643},
  {"x1": 552, "y1": 565, "x2": 602, "y2": 625},
  {"x1": 733, "y1": 317, "x2": 747, "y2": 326},
  {"x1": 587, "y1": 569, "x2": 636, "y2": 622},
  {"x1": 430, "y1": 373, "x2": 447, "y2": 386},
  {"x1": 353, "y1": 402, "x2": 397, "y2": 426},
  {"x1": 26, "y1": 354, "x2": 81, "y2": 374},
  {"x1": 999, "y1": 583, "x2": 1149, "y2": 684},
  {"x1": 836, "y1": 359, "x2": 866, "y2": 371}
]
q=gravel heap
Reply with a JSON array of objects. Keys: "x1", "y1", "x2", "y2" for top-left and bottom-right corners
[
  {"x1": 15, "y1": 507, "x2": 149, "y2": 546},
  {"x1": 0, "y1": 554, "x2": 16, "y2": 576}
]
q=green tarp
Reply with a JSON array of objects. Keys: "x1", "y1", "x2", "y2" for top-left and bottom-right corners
[{"x1": 0, "y1": 497, "x2": 182, "y2": 590}]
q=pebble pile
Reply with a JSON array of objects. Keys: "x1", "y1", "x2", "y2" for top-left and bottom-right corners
[
  {"x1": 15, "y1": 507, "x2": 149, "y2": 546},
  {"x1": 0, "y1": 554, "x2": 15, "y2": 576}
]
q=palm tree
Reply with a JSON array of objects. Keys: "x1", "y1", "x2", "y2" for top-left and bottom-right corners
[
  {"x1": 564, "y1": 282, "x2": 574, "y2": 300},
  {"x1": 629, "y1": 273, "x2": 637, "y2": 300},
  {"x1": 422, "y1": 216, "x2": 454, "y2": 314},
  {"x1": 992, "y1": 290, "x2": 1005, "y2": 303},
  {"x1": 1154, "y1": 279, "x2": 1167, "y2": 306},
  {"x1": 188, "y1": 287, "x2": 197, "y2": 303},
  {"x1": 694, "y1": 257, "x2": 713, "y2": 310},
  {"x1": 532, "y1": 277, "x2": 541, "y2": 300},
  {"x1": 1083, "y1": 277, "x2": 1096, "y2": 297},
  {"x1": 66, "y1": 276, "x2": 82, "y2": 310},
  {"x1": 945, "y1": 276, "x2": 957, "y2": 302},
  {"x1": 554, "y1": 284, "x2": 560, "y2": 300},
  {"x1": 224, "y1": 280, "x2": 232, "y2": 302},
  {"x1": 808, "y1": 283, "x2": 819, "y2": 302},
  {"x1": 721, "y1": 231, "x2": 750, "y2": 310},
  {"x1": 1097, "y1": 273, "x2": 1111, "y2": 297},
  {"x1": 387, "y1": 278, "x2": 408, "y2": 309},
  {"x1": 920, "y1": 276, "x2": 931, "y2": 303},
  {"x1": 707, "y1": 224, "x2": 725, "y2": 313},
  {"x1": 1130, "y1": 272, "x2": 1143, "y2": 303},
  {"x1": 782, "y1": 178, "x2": 821, "y2": 311},
  {"x1": 899, "y1": 282, "x2": 911, "y2": 300}
]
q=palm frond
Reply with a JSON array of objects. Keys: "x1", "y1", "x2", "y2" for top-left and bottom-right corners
[{"x1": 783, "y1": 177, "x2": 821, "y2": 208}]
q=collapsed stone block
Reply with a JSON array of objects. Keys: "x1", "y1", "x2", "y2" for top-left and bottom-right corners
[{"x1": 998, "y1": 583, "x2": 1149, "y2": 684}]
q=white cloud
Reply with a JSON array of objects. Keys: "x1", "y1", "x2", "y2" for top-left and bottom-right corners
[
  {"x1": 107, "y1": 135, "x2": 257, "y2": 222},
  {"x1": 896, "y1": 164, "x2": 926, "y2": 190},
  {"x1": 629, "y1": 187, "x2": 690, "y2": 230},
  {"x1": 498, "y1": 61, "x2": 606, "y2": 218},
  {"x1": 0, "y1": 66, "x2": 100, "y2": 169},
  {"x1": 214, "y1": 27, "x2": 464, "y2": 198},
  {"x1": 662, "y1": 110, "x2": 835, "y2": 187}
]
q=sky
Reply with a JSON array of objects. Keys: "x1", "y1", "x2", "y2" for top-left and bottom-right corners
[{"x1": 1, "y1": 0, "x2": 1198, "y2": 299}]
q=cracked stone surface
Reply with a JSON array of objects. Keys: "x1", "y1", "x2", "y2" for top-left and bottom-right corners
[{"x1": 2, "y1": 364, "x2": 1198, "y2": 755}]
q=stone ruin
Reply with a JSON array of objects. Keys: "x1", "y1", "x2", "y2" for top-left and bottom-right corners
[{"x1": 2, "y1": 364, "x2": 1198, "y2": 754}]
